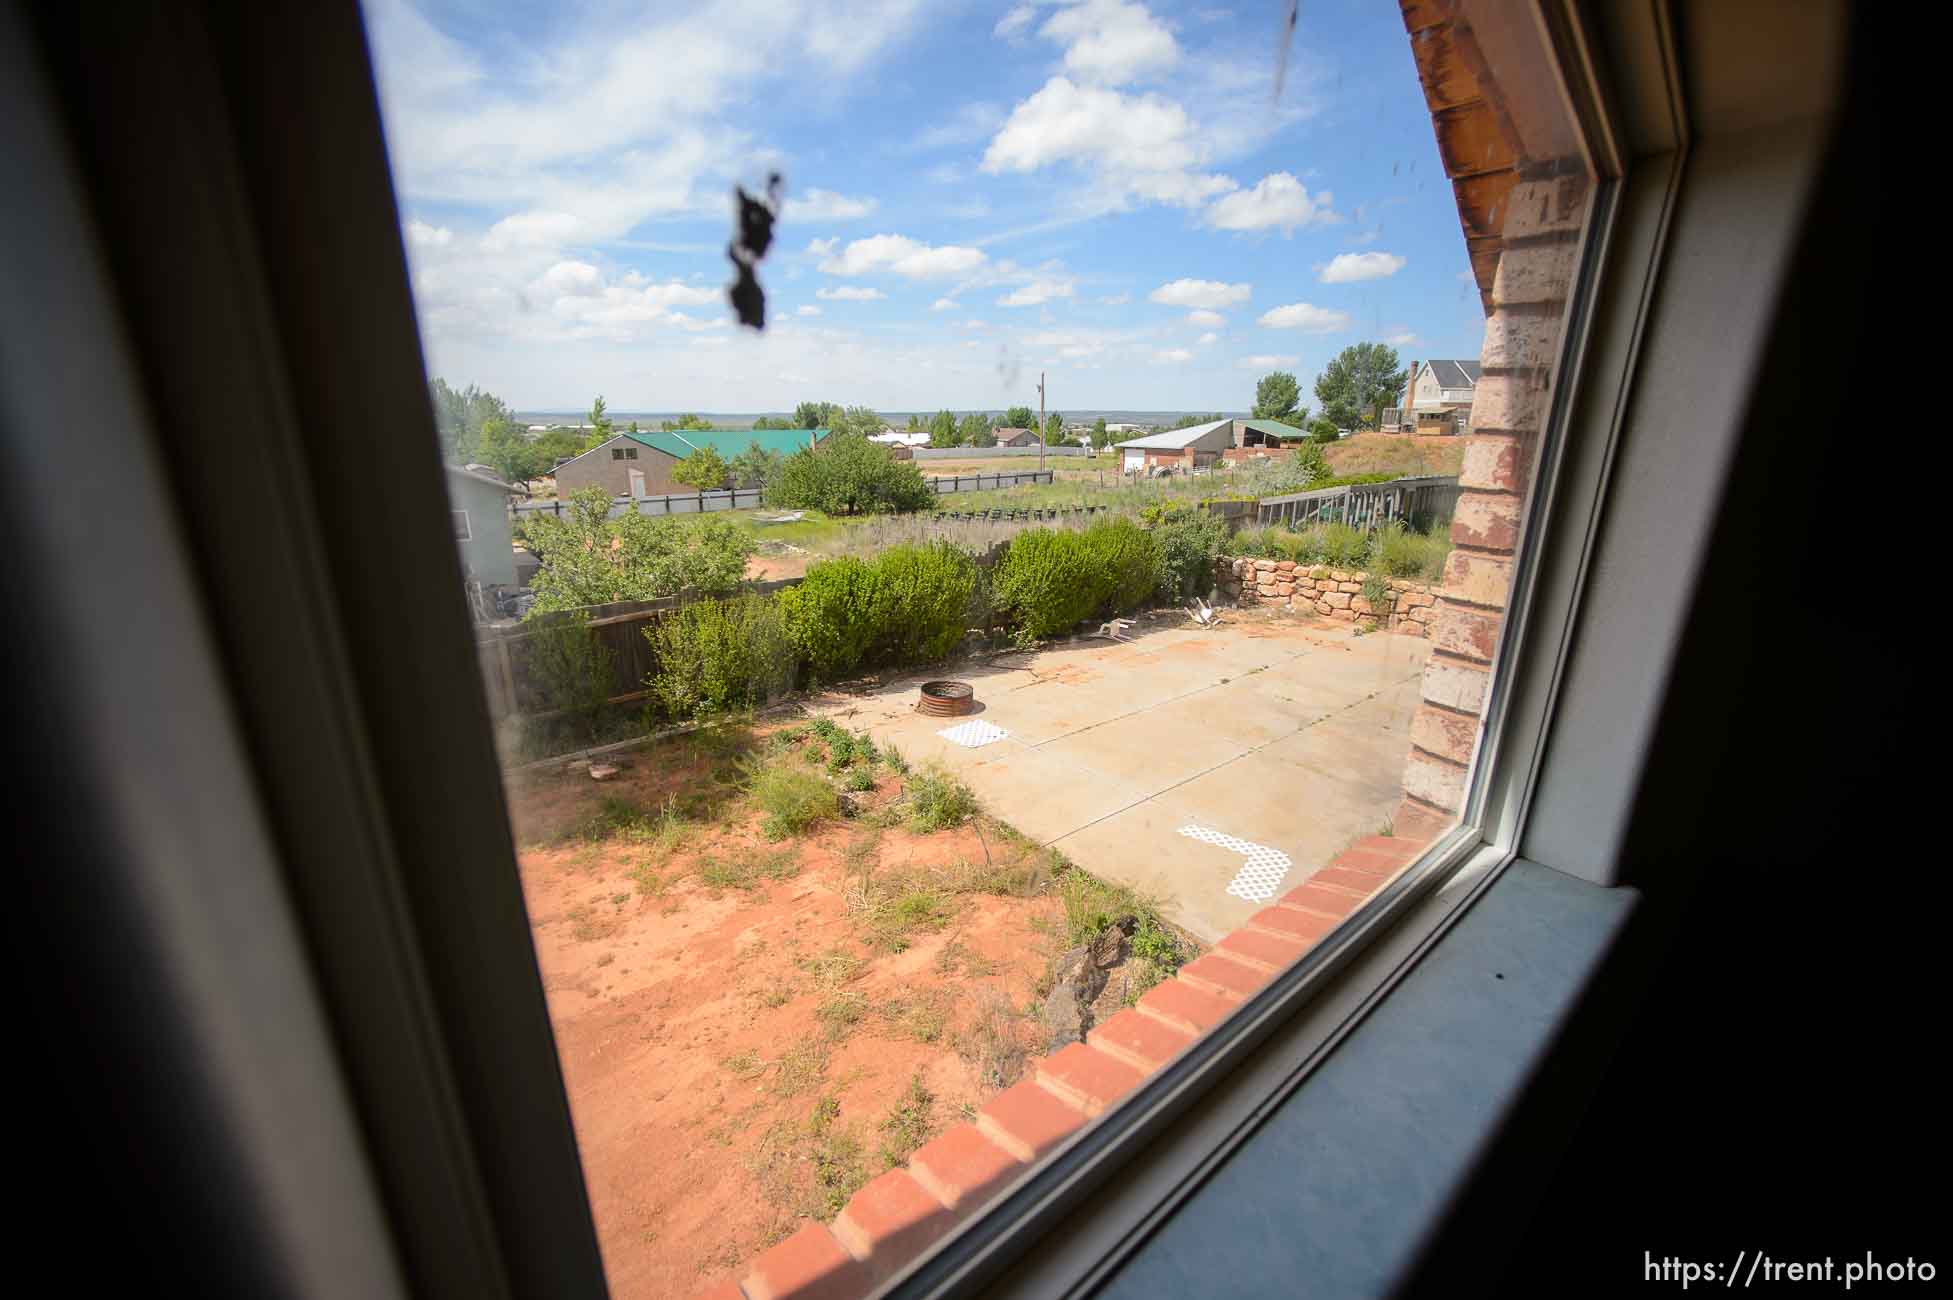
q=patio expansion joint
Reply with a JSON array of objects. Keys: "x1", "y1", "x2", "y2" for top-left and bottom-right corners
[{"x1": 1043, "y1": 665, "x2": 1427, "y2": 851}]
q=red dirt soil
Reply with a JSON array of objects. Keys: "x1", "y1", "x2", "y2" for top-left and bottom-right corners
[{"x1": 504, "y1": 735, "x2": 1060, "y2": 1298}]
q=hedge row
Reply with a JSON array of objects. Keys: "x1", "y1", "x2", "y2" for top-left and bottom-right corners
[{"x1": 643, "y1": 516, "x2": 1231, "y2": 719}]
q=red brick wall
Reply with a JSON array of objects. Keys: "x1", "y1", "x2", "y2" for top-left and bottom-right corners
[{"x1": 1394, "y1": 175, "x2": 1589, "y2": 840}]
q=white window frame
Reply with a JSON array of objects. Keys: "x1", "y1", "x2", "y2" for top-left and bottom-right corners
[{"x1": 451, "y1": 509, "x2": 471, "y2": 541}]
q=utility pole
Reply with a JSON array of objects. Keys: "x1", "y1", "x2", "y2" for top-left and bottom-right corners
[{"x1": 1037, "y1": 371, "x2": 1046, "y2": 475}]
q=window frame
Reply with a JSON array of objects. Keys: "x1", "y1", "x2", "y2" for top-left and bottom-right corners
[{"x1": 2, "y1": 1, "x2": 1712, "y2": 1296}]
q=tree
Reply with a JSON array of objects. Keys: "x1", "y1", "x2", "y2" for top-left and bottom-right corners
[
  {"x1": 1307, "y1": 416, "x2": 1341, "y2": 444},
  {"x1": 1167, "y1": 412, "x2": 1226, "y2": 431},
  {"x1": 584, "y1": 395, "x2": 614, "y2": 450},
  {"x1": 518, "y1": 488, "x2": 754, "y2": 615},
  {"x1": 1090, "y1": 417, "x2": 1114, "y2": 450},
  {"x1": 428, "y1": 378, "x2": 514, "y2": 463},
  {"x1": 1044, "y1": 412, "x2": 1063, "y2": 441},
  {"x1": 927, "y1": 409, "x2": 961, "y2": 447},
  {"x1": 765, "y1": 434, "x2": 935, "y2": 516},
  {"x1": 1314, "y1": 343, "x2": 1406, "y2": 431},
  {"x1": 1253, "y1": 371, "x2": 1303, "y2": 422},
  {"x1": 533, "y1": 426, "x2": 585, "y2": 467},
  {"x1": 474, "y1": 417, "x2": 546, "y2": 489},
  {"x1": 958, "y1": 412, "x2": 991, "y2": 445},
  {"x1": 827, "y1": 405, "x2": 885, "y2": 439},
  {"x1": 729, "y1": 440, "x2": 784, "y2": 489},
  {"x1": 671, "y1": 446, "x2": 731, "y2": 490},
  {"x1": 661, "y1": 413, "x2": 717, "y2": 432},
  {"x1": 1004, "y1": 404, "x2": 1035, "y2": 430},
  {"x1": 751, "y1": 415, "x2": 793, "y2": 430},
  {"x1": 794, "y1": 400, "x2": 843, "y2": 430}
]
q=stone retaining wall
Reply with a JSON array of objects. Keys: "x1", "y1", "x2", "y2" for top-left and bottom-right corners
[{"x1": 1212, "y1": 555, "x2": 1437, "y2": 636}]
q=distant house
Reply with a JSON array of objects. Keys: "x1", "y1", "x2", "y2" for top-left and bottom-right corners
[
  {"x1": 1229, "y1": 418, "x2": 1302, "y2": 447},
  {"x1": 444, "y1": 464, "x2": 521, "y2": 588},
  {"x1": 551, "y1": 427, "x2": 828, "y2": 497},
  {"x1": 869, "y1": 430, "x2": 930, "y2": 449},
  {"x1": 1387, "y1": 359, "x2": 1479, "y2": 434},
  {"x1": 1113, "y1": 418, "x2": 1235, "y2": 473},
  {"x1": 994, "y1": 427, "x2": 1042, "y2": 447}
]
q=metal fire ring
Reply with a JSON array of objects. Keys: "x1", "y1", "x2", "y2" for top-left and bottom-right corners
[{"x1": 916, "y1": 680, "x2": 975, "y2": 717}]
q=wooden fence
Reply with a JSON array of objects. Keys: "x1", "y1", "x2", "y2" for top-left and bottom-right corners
[
  {"x1": 474, "y1": 577, "x2": 803, "y2": 722},
  {"x1": 507, "y1": 471, "x2": 1055, "y2": 522},
  {"x1": 1254, "y1": 475, "x2": 1461, "y2": 530}
]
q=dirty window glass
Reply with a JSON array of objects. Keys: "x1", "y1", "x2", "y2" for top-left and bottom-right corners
[{"x1": 365, "y1": 1, "x2": 1595, "y2": 1293}]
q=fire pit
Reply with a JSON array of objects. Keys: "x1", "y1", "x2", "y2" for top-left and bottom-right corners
[{"x1": 916, "y1": 680, "x2": 975, "y2": 717}]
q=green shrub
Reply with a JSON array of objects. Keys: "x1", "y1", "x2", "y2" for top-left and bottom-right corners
[
  {"x1": 521, "y1": 488, "x2": 754, "y2": 615},
  {"x1": 905, "y1": 762, "x2": 979, "y2": 832},
  {"x1": 1372, "y1": 520, "x2": 1451, "y2": 581},
  {"x1": 992, "y1": 527, "x2": 1098, "y2": 639},
  {"x1": 765, "y1": 433, "x2": 935, "y2": 516},
  {"x1": 993, "y1": 519, "x2": 1160, "y2": 639},
  {"x1": 1088, "y1": 518, "x2": 1159, "y2": 613},
  {"x1": 746, "y1": 756, "x2": 840, "y2": 839},
  {"x1": 781, "y1": 557, "x2": 879, "y2": 680},
  {"x1": 782, "y1": 541, "x2": 978, "y2": 682},
  {"x1": 525, "y1": 610, "x2": 616, "y2": 740},
  {"x1": 1149, "y1": 507, "x2": 1230, "y2": 600},
  {"x1": 863, "y1": 542, "x2": 977, "y2": 667},
  {"x1": 647, "y1": 593, "x2": 794, "y2": 719}
]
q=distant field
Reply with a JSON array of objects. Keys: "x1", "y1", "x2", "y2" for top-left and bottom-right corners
[{"x1": 1322, "y1": 433, "x2": 1464, "y2": 478}]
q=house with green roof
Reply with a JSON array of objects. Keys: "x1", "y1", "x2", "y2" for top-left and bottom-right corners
[{"x1": 549, "y1": 426, "x2": 827, "y2": 498}]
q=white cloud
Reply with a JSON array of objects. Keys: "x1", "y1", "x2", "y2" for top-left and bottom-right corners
[
  {"x1": 993, "y1": 4, "x2": 1038, "y2": 38},
  {"x1": 1318, "y1": 251, "x2": 1406, "y2": 283},
  {"x1": 1039, "y1": 0, "x2": 1180, "y2": 86},
  {"x1": 1239, "y1": 353, "x2": 1300, "y2": 367},
  {"x1": 1382, "y1": 327, "x2": 1419, "y2": 345},
  {"x1": 796, "y1": 305, "x2": 822, "y2": 317},
  {"x1": 405, "y1": 219, "x2": 453, "y2": 249},
  {"x1": 1153, "y1": 348, "x2": 1193, "y2": 363},
  {"x1": 784, "y1": 188, "x2": 878, "y2": 221},
  {"x1": 819, "y1": 233, "x2": 986, "y2": 279},
  {"x1": 998, "y1": 278, "x2": 1075, "y2": 307},
  {"x1": 1205, "y1": 172, "x2": 1337, "y2": 234},
  {"x1": 483, "y1": 210, "x2": 583, "y2": 252},
  {"x1": 816, "y1": 286, "x2": 887, "y2": 301},
  {"x1": 981, "y1": 77, "x2": 1235, "y2": 208},
  {"x1": 1196, "y1": 331, "x2": 1219, "y2": 345},
  {"x1": 364, "y1": 0, "x2": 931, "y2": 241},
  {"x1": 1186, "y1": 309, "x2": 1225, "y2": 327},
  {"x1": 534, "y1": 260, "x2": 603, "y2": 297},
  {"x1": 1257, "y1": 302, "x2": 1351, "y2": 332},
  {"x1": 931, "y1": 298, "x2": 959, "y2": 311},
  {"x1": 806, "y1": 237, "x2": 839, "y2": 257},
  {"x1": 1149, "y1": 278, "x2": 1250, "y2": 309}
]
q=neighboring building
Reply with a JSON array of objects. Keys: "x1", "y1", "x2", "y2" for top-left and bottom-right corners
[
  {"x1": 444, "y1": 464, "x2": 521, "y2": 588},
  {"x1": 869, "y1": 430, "x2": 930, "y2": 448},
  {"x1": 1388, "y1": 359, "x2": 1479, "y2": 434},
  {"x1": 1228, "y1": 418, "x2": 1303, "y2": 446},
  {"x1": 551, "y1": 427, "x2": 827, "y2": 497},
  {"x1": 993, "y1": 426, "x2": 1041, "y2": 447},
  {"x1": 1113, "y1": 418, "x2": 1235, "y2": 473},
  {"x1": 1104, "y1": 422, "x2": 1148, "y2": 435}
]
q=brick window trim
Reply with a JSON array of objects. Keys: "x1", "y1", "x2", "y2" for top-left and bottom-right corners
[{"x1": 695, "y1": 831, "x2": 1437, "y2": 1300}]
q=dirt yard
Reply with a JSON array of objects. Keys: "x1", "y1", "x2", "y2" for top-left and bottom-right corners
[{"x1": 503, "y1": 723, "x2": 1173, "y2": 1297}]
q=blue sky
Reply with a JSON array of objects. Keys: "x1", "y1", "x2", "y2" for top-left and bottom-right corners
[{"x1": 366, "y1": 0, "x2": 1486, "y2": 415}]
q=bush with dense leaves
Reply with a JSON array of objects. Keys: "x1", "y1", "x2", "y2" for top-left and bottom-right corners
[
  {"x1": 781, "y1": 541, "x2": 978, "y2": 681},
  {"x1": 993, "y1": 519, "x2": 1160, "y2": 639},
  {"x1": 764, "y1": 433, "x2": 935, "y2": 516},
  {"x1": 646, "y1": 593, "x2": 795, "y2": 719},
  {"x1": 525, "y1": 610, "x2": 616, "y2": 740},
  {"x1": 520, "y1": 488, "x2": 753, "y2": 615},
  {"x1": 1149, "y1": 507, "x2": 1230, "y2": 600}
]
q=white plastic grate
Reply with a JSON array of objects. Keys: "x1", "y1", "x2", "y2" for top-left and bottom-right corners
[
  {"x1": 1177, "y1": 824, "x2": 1294, "y2": 903},
  {"x1": 938, "y1": 719, "x2": 1009, "y2": 748}
]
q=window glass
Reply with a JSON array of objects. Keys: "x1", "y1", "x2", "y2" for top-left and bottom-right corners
[{"x1": 368, "y1": 1, "x2": 1595, "y2": 1293}]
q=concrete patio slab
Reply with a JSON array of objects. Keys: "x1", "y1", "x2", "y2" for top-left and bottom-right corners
[{"x1": 811, "y1": 613, "x2": 1436, "y2": 943}]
